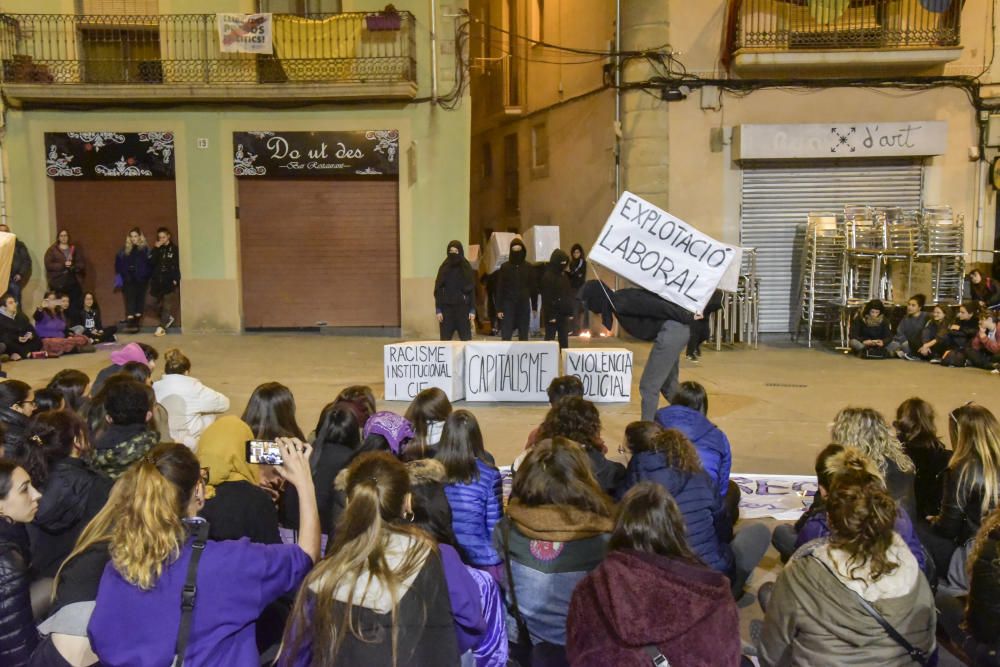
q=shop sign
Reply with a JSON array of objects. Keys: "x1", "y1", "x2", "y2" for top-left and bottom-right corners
[
  {"x1": 232, "y1": 130, "x2": 399, "y2": 177},
  {"x1": 734, "y1": 121, "x2": 947, "y2": 160},
  {"x1": 44, "y1": 132, "x2": 175, "y2": 179}
]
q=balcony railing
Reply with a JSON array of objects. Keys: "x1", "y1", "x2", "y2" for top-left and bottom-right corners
[
  {"x1": 730, "y1": 0, "x2": 961, "y2": 53},
  {"x1": 0, "y1": 12, "x2": 416, "y2": 92}
]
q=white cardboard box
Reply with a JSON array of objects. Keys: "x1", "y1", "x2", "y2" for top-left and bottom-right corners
[
  {"x1": 562, "y1": 348, "x2": 633, "y2": 403},
  {"x1": 384, "y1": 341, "x2": 466, "y2": 401},
  {"x1": 467, "y1": 244, "x2": 481, "y2": 271},
  {"x1": 482, "y1": 232, "x2": 519, "y2": 274},
  {"x1": 464, "y1": 341, "x2": 559, "y2": 402},
  {"x1": 523, "y1": 225, "x2": 561, "y2": 263}
]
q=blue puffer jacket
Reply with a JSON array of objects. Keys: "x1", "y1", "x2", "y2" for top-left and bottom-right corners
[
  {"x1": 445, "y1": 459, "x2": 503, "y2": 566},
  {"x1": 655, "y1": 405, "x2": 732, "y2": 498},
  {"x1": 625, "y1": 451, "x2": 733, "y2": 574}
]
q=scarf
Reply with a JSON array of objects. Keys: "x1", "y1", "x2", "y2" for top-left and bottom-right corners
[
  {"x1": 506, "y1": 500, "x2": 613, "y2": 542},
  {"x1": 196, "y1": 416, "x2": 259, "y2": 499}
]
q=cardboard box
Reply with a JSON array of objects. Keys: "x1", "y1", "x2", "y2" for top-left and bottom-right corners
[
  {"x1": 467, "y1": 244, "x2": 481, "y2": 271},
  {"x1": 523, "y1": 226, "x2": 561, "y2": 263},
  {"x1": 482, "y1": 232, "x2": 518, "y2": 274},
  {"x1": 384, "y1": 341, "x2": 466, "y2": 401},
  {"x1": 889, "y1": 260, "x2": 933, "y2": 303}
]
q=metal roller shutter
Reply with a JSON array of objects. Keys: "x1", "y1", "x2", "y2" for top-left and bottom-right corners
[{"x1": 740, "y1": 159, "x2": 924, "y2": 333}]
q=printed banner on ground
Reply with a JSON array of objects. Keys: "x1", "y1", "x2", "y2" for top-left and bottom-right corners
[
  {"x1": 384, "y1": 342, "x2": 466, "y2": 402},
  {"x1": 217, "y1": 13, "x2": 273, "y2": 54},
  {"x1": 589, "y1": 191, "x2": 738, "y2": 312},
  {"x1": 464, "y1": 341, "x2": 559, "y2": 402},
  {"x1": 562, "y1": 348, "x2": 632, "y2": 403},
  {"x1": 731, "y1": 473, "x2": 818, "y2": 520}
]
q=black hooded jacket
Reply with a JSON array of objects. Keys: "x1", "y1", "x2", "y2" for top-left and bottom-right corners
[
  {"x1": 433, "y1": 240, "x2": 476, "y2": 312},
  {"x1": 496, "y1": 239, "x2": 538, "y2": 311},
  {"x1": 540, "y1": 249, "x2": 576, "y2": 318},
  {"x1": 0, "y1": 522, "x2": 36, "y2": 665}
]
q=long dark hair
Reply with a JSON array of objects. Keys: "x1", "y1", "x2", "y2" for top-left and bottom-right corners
[
  {"x1": 0, "y1": 380, "x2": 31, "y2": 411},
  {"x1": 894, "y1": 397, "x2": 942, "y2": 448},
  {"x1": 403, "y1": 388, "x2": 452, "y2": 448},
  {"x1": 312, "y1": 405, "x2": 360, "y2": 470},
  {"x1": 436, "y1": 410, "x2": 492, "y2": 484},
  {"x1": 609, "y1": 482, "x2": 700, "y2": 564},
  {"x1": 242, "y1": 382, "x2": 305, "y2": 440},
  {"x1": 47, "y1": 369, "x2": 90, "y2": 413},
  {"x1": 537, "y1": 396, "x2": 602, "y2": 451},
  {"x1": 83, "y1": 292, "x2": 101, "y2": 315},
  {"x1": 624, "y1": 421, "x2": 664, "y2": 453},
  {"x1": 669, "y1": 381, "x2": 709, "y2": 415},
  {"x1": 511, "y1": 437, "x2": 613, "y2": 517},
  {"x1": 0, "y1": 459, "x2": 18, "y2": 499},
  {"x1": 404, "y1": 459, "x2": 459, "y2": 550},
  {"x1": 334, "y1": 386, "x2": 376, "y2": 428},
  {"x1": 14, "y1": 411, "x2": 88, "y2": 487}
]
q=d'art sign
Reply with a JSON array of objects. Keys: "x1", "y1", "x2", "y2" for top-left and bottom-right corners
[{"x1": 233, "y1": 130, "x2": 399, "y2": 177}]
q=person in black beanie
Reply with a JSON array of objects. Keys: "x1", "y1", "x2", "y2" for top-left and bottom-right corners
[
  {"x1": 434, "y1": 240, "x2": 476, "y2": 341},
  {"x1": 540, "y1": 249, "x2": 575, "y2": 349},
  {"x1": 496, "y1": 238, "x2": 537, "y2": 341}
]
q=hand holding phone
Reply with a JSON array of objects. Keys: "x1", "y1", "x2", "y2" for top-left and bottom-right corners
[{"x1": 274, "y1": 438, "x2": 313, "y2": 491}]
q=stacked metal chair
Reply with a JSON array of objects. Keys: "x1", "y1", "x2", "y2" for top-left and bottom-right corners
[
  {"x1": 797, "y1": 213, "x2": 846, "y2": 347},
  {"x1": 920, "y1": 205, "x2": 965, "y2": 304},
  {"x1": 881, "y1": 207, "x2": 922, "y2": 303},
  {"x1": 713, "y1": 248, "x2": 761, "y2": 349}
]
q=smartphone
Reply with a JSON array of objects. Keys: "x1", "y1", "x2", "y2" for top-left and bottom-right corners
[{"x1": 245, "y1": 440, "x2": 283, "y2": 465}]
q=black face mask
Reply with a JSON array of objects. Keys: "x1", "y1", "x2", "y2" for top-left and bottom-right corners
[
  {"x1": 510, "y1": 246, "x2": 526, "y2": 265},
  {"x1": 447, "y1": 252, "x2": 462, "y2": 265}
]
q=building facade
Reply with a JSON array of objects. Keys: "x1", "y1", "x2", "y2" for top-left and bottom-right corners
[
  {"x1": 472, "y1": 0, "x2": 1000, "y2": 333},
  {"x1": 0, "y1": 0, "x2": 470, "y2": 338}
]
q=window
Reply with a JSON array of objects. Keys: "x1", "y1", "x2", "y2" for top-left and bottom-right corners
[
  {"x1": 481, "y1": 141, "x2": 493, "y2": 181},
  {"x1": 529, "y1": 0, "x2": 544, "y2": 44},
  {"x1": 257, "y1": 0, "x2": 342, "y2": 14},
  {"x1": 502, "y1": 0, "x2": 519, "y2": 107},
  {"x1": 531, "y1": 123, "x2": 548, "y2": 174},
  {"x1": 503, "y1": 133, "x2": 519, "y2": 215},
  {"x1": 78, "y1": 0, "x2": 158, "y2": 14},
  {"x1": 80, "y1": 27, "x2": 162, "y2": 84}
]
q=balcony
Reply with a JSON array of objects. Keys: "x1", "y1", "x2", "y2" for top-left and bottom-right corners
[
  {"x1": 726, "y1": 0, "x2": 963, "y2": 73},
  {"x1": 0, "y1": 12, "x2": 417, "y2": 105},
  {"x1": 481, "y1": 56, "x2": 521, "y2": 117}
]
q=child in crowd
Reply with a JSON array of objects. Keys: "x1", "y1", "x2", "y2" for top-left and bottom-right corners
[
  {"x1": 917, "y1": 303, "x2": 951, "y2": 362},
  {"x1": 940, "y1": 301, "x2": 980, "y2": 367},
  {"x1": 888, "y1": 294, "x2": 929, "y2": 360},
  {"x1": 849, "y1": 299, "x2": 892, "y2": 358},
  {"x1": 69, "y1": 292, "x2": 117, "y2": 344}
]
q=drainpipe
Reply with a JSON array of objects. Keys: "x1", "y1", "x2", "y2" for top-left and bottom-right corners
[
  {"x1": 0, "y1": 137, "x2": 7, "y2": 229},
  {"x1": 613, "y1": 0, "x2": 621, "y2": 199},
  {"x1": 430, "y1": 0, "x2": 439, "y2": 102}
]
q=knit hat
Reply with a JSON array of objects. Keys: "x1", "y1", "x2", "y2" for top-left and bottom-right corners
[
  {"x1": 110, "y1": 342, "x2": 147, "y2": 366},
  {"x1": 363, "y1": 411, "x2": 415, "y2": 455}
]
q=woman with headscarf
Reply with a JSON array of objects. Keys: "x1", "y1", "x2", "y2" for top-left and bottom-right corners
[
  {"x1": 197, "y1": 415, "x2": 281, "y2": 544},
  {"x1": 435, "y1": 240, "x2": 476, "y2": 341}
]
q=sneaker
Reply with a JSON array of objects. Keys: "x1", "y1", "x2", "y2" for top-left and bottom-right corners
[
  {"x1": 686, "y1": 354, "x2": 699, "y2": 362},
  {"x1": 165, "y1": 316, "x2": 175, "y2": 330},
  {"x1": 154, "y1": 327, "x2": 166, "y2": 337},
  {"x1": 903, "y1": 353, "x2": 919, "y2": 361},
  {"x1": 930, "y1": 358, "x2": 942, "y2": 365},
  {"x1": 895, "y1": 350, "x2": 906, "y2": 359}
]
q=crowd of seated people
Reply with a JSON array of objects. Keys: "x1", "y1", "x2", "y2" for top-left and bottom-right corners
[{"x1": 0, "y1": 348, "x2": 997, "y2": 666}]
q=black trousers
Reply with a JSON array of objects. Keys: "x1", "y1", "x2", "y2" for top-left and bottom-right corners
[
  {"x1": 122, "y1": 280, "x2": 148, "y2": 319},
  {"x1": 439, "y1": 303, "x2": 472, "y2": 341},
  {"x1": 967, "y1": 347, "x2": 1000, "y2": 369},
  {"x1": 545, "y1": 315, "x2": 571, "y2": 349},
  {"x1": 500, "y1": 300, "x2": 531, "y2": 341},
  {"x1": 687, "y1": 318, "x2": 711, "y2": 355}
]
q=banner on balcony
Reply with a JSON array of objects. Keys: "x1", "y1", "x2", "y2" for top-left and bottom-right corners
[
  {"x1": 233, "y1": 131, "x2": 399, "y2": 177},
  {"x1": 44, "y1": 132, "x2": 175, "y2": 179},
  {"x1": 589, "y1": 192, "x2": 738, "y2": 313},
  {"x1": 217, "y1": 13, "x2": 274, "y2": 54}
]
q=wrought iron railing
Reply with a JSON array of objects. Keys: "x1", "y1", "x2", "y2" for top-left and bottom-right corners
[
  {"x1": 0, "y1": 12, "x2": 416, "y2": 87},
  {"x1": 731, "y1": 0, "x2": 961, "y2": 51}
]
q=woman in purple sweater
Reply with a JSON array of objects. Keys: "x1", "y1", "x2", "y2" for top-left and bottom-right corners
[
  {"x1": 87, "y1": 439, "x2": 320, "y2": 665},
  {"x1": 32, "y1": 291, "x2": 90, "y2": 356}
]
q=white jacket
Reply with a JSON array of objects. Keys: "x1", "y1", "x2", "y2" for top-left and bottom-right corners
[{"x1": 153, "y1": 373, "x2": 230, "y2": 450}]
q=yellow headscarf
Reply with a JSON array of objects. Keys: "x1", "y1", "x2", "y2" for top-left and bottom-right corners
[{"x1": 197, "y1": 416, "x2": 259, "y2": 499}]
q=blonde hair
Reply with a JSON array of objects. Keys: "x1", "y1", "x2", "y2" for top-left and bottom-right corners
[
  {"x1": 124, "y1": 229, "x2": 147, "y2": 254},
  {"x1": 832, "y1": 407, "x2": 915, "y2": 475},
  {"x1": 949, "y1": 404, "x2": 1000, "y2": 515},
  {"x1": 281, "y1": 452, "x2": 433, "y2": 665},
  {"x1": 163, "y1": 348, "x2": 191, "y2": 375},
  {"x1": 108, "y1": 443, "x2": 201, "y2": 590}
]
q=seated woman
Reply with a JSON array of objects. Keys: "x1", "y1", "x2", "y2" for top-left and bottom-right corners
[
  {"x1": 567, "y1": 482, "x2": 741, "y2": 666},
  {"x1": 404, "y1": 387, "x2": 453, "y2": 455},
  {"x1": 0, "y1": 293, "x2": 43, "y2": 360},
  {"x1": 152, "y1": 349, "x2": 230, "y2": 449},
  {"x1": 916, "y1": 303, "x2": 951, "y2": 362},
  {"x1": 279, "y1": 452, "x2": 461, "y2": 666},
  {"x1": 87, "y1": 440, "x2": 319, "y2": 665},
  {"x1": 494, "y1": 437, "x2": 614, "y2": 663},
  {"x1": 536, "y1": 396, "x2": 624, "y2": 498},
  {"x1": 197, "y1": 416, "x2": 281, "y2": 545},
  {"x1": 965, "y1": 268, "x2": 1000, "y2": 310},
  {"x1": 940, "y1": 302, "x2": 981, "y2": 367},
  {"x1": 894, "y1": 397, "x2": 950, "y2": 519},
  {"x1": 759, "y1": 448, "x2": 936, "y2": 666},
  {"x1": 622, "y1": 424, "x2": 769, "y2": 597},
  {"x1": 332, "y1": 385, "x2": 376, "y2": 430},
  {"x1": 0, "y1": 460, "x2": 42, "y2": 667},
  {"x1": 46, "y1": 369, "x2": 90, "y2": 416},
  {"x1": 67, "y1": 292, "x2": 116, "y2": 344},
  {"x1": 848, "y1": 299, "x2": 892, "y2": 358},
  {"x1": 32, "y1": 291, "x2": 90, "y2": 357}
]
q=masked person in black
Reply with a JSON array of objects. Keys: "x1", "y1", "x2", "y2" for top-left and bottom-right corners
[
  {"x1": 434, "y1": 240, "x2": 476, "y2": 341},
  {"x1": 496, "y1": 238, "x2": 538, "y2": 341},
  {"x1": 541, "y1": 249, "x2": 575, "y2": 349}
]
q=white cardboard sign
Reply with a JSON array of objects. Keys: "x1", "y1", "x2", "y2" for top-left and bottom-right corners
[
  {"x1": 464, "y1": 341, "x2": 559, "y2": 402},
  {"x1": 589, "y1": 191, "x2": 738, "y2": 312},
  {"x1": 384, "y1": 342, "x2": 466, "y2": 401},
  {"x1": 216, "y1": 13, "x2": 274, "y2": 54},
  {"x1": 562, "y1": 348, "x2": 632, "y2": 403}
]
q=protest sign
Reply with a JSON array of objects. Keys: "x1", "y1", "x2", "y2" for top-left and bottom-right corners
[
  {"x1": 384, "y1": 342, "x2": 465, "y2": 401},
  {"x1": 731, "y1": 473, "x2": 818, "y2": 520},
  {"x1": 464, "y1": 341, "x2": 559, "y2": 402},
  {"x1": 562, "y1": 348, "x2": 632, "y2": 402},
  {"x1": 217, "y1": 13, "x2": 273, "y2": 54},
  {"x1": 589, "y1": 191, "x2": 738, "y2": 312}
]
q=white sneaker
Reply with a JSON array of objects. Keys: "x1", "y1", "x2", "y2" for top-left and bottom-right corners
[{"x1": 154, "y1": 327, "x2": 166, "y2": 337}]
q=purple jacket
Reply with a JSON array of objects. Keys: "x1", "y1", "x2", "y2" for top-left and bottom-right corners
[
  {"x1": 794, "y1": 505, "x2": 927, "y2": 570},
  {"x1": 89, "y1": 537, "x2": 311, "y2": 666},
  {"x1": 32, "y1": 311, "x2": 66, "y2": 339},
  {"x1": 439, "y1": 543, "x2": 487, "y2": 655}
]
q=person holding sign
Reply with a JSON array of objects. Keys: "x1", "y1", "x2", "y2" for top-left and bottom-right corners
[
  {"x1": 434, "y1": 241, "x2": 476, "y2": 341},
  {"x1": 540, "y1": 249, "x2": 575, "y2": 349},
  {"x1": 496, "y1": 238, "x2": 537, "y2": 341}
]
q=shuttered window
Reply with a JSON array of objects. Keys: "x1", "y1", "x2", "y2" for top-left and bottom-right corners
[
  {"x1": 79, "y1": 0, "x2": 159, "y2": 15},
  {"x1": 740, "y1": 160, "x2": 924, "y2": 333}
]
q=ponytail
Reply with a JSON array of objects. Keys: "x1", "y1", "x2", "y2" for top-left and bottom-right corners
[{"x1": 108, "y1": 444, "x2": 200, "y2": 590}]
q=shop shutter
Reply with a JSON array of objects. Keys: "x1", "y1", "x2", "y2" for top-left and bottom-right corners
[{"x1": 740, "y1": 159, "x2": 924, "y2": 333}]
